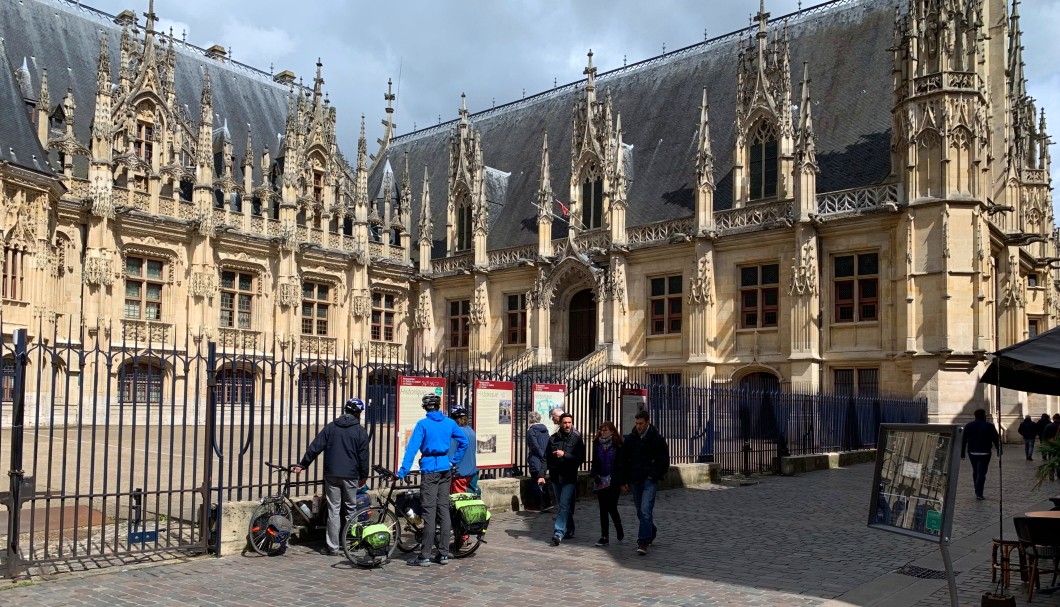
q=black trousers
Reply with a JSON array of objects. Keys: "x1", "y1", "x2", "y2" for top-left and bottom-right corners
[{"x1": 596, "y1": 485, "x2": 623, "y2": 539}]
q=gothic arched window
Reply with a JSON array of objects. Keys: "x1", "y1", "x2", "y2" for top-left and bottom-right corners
[
  {"x1": 749, "y1": 120, "x2": 779, "y2": 201},
  {"x1": 455, "y1": 193, "x2": 473, "y2": 252},
  {"x1": 580, "y1": 163, "x2": 604, "y2": 229}
]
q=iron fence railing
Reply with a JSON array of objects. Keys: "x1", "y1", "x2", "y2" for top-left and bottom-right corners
[{"x1": 2, "y1": 319, "x2": 926, "y2": 577}]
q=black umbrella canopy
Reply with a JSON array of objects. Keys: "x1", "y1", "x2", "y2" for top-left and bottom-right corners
[{"x1": 980, "y1": 326, "x2": 1060, "y2": 396}]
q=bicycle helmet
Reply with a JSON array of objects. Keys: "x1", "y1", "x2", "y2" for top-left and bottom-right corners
[
  {"x1": 344, "y1": 397, "x2": 365, "y2": 415},
  {"x1": 450, "y1": 405, "x2": 468, "y2": 419},
  {"x1": 421, "y1": 393, "x2": 441, "y2": 411}
]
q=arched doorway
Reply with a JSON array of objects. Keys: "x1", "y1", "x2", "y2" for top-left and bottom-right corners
[
  {"x1": 567, "y1": 289, "x2": 596, "y2": 360},
  {"x1": 739, "y1": 371, "x2": 780, "y2": 392}
]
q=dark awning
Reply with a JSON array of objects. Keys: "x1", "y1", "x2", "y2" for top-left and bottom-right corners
[{"x1": 980, "y1": 326, "x2": 1060, "y2": 396}]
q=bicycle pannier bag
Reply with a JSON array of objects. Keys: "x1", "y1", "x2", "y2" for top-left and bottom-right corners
[
  {"x1": 266, "y1": 514, "x2": 292, "y2": 549},
  {"x1": 451, "y1": 494, "x2": 490, "y2": 535},
  {"x1": 359, "y1": 522, "x2": 392, "y2": 557}
]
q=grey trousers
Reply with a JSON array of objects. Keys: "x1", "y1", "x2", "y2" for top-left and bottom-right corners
[
  {"x1": 419, "y1": 470, "x2": 453, "y2": 559},
  {"x1": 324, "y1": 475, "x2": 359, "y2": 552}
]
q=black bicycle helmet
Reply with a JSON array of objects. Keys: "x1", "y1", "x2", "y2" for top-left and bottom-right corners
[
  {"x1": 421, "y1": 393, "x2": 441, "y2": 411},
  {"x1": 450, "y1": 405, "x2": 468, "y2": 418}
]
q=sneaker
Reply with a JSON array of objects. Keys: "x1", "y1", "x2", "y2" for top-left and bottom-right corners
[
  {"x1": 616, "y1": 531, "x2": 624, "y2": 542},
  {"x1": 595, "y1": 537, "x2": 609, "y2": 547},
  {"x1": 563, "y1": 531, "x2": 574, "y2": 540},
  {"x1": 976, "y1": 495, "x2": 986, "y2": 500},
  {"x1": 320, "y1": 547, "x2": 340, "y2": 556},
  {"x1": 637, "y1": 543, "x2": 648, "y2": 555},
  {"x1": 406, "y1": 556, "x2": 433, "y2": 567},
  {"x1": 550, "y1": 535, "x2": 561, "y2": 546},
  {"x1": 433, "y1": 555, "x2": 449, "y2": 566}
]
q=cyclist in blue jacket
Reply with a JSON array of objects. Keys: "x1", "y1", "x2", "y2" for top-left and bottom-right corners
[{"x1": 397, "y1": 393, "x2": 469, "y2": 566}]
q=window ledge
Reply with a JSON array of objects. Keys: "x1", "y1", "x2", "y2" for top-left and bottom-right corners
[
  {"x1": 736, "y1": 327, "x2": 779, "y2": 333},
  {"x1": 646, "y1": 332, "x2": 682, "y2": 340},
  {"x1": 831, "y1": 321, "x2": 880, "y2": 327}
]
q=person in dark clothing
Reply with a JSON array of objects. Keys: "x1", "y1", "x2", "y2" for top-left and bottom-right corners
[
  {"x1": 590, "y1": 420, "x2": 623, "y2": 547},
  {"x1": 1018, "y1": 415, "x2": 1038, "y2": 460},
  {"x1": 293, "y1": 397, "x2": 371, "y2": 556},
  {"x1": 547, "y1": 412, "x2": 585, "y2": 546},
  {"x1": 1037, "y1": 414, "x2": 1051, "y2": 442},
  {"x1": 525, "y1": 410, "x2": 551, "y2": 511},
  {"x1": 619, "y1": 410, "x2": 670, "y2": 555},
  {"x1": 961, "y1": 408, "x2": 1001, "y2": 501},
  {"x1": 1044, "y1": 414, "x2": 1060, "y2": 442}
]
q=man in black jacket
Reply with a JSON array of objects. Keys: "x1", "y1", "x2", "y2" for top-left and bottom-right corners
[
  {"x1": 293, "y1": 398, "x2": 371, "y2": 556},
  {"x1": 620, "y1": 410, "x2": 670, "y2": 555},
  {"x1": 546, "y1": 412, "x2": 585, "y2": 545},
  {"x1": 961, "y1": 408, "x2": 1000, "y2": 501}
]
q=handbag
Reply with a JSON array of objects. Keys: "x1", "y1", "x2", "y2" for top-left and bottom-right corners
[{"x1": 593, "y1": 474, "x2": 611, "y2": 492}]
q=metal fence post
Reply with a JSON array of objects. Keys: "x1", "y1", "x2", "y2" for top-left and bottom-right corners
[
  {"x1": 5, "y1": 328, "x2": 28, "y2": 578},
  {"x1": 202, "y1": 341, "x2": 219, "y2": 555}
]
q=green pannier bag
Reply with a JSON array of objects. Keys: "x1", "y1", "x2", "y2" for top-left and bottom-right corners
[
  {"x1": 450, "y1": 494, "x2": 490, "y2": 535},
  {"x1": 359, "y1": 522, "x2": 392, "y2": 556}
]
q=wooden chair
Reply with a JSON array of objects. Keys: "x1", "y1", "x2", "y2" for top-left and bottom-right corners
[{"x1": 1012, "y1": 516, "x2": 1060, "y2": 602}]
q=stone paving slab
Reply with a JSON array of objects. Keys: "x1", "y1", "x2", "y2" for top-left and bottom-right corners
[{"x1": 5, "y1": 457, "x2": 1060, "y2": 606}]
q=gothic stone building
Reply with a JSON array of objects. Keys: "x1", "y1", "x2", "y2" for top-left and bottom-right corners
[{"x1": 0, "y1": 0, "x2": 1056, "y2": 428}]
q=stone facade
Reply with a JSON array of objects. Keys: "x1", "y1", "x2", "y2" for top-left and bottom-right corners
[{"x1": 0, "y1": 0, "x2": 1056, "y2": 428}]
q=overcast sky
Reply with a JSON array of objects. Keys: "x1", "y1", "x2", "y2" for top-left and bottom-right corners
[{"x1": 87, "y1": 0, "x2": 1060, "y2": 203}]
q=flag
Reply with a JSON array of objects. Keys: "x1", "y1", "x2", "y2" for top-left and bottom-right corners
[{"x1": 555, "y1": 198, "x2": 569, "y2": 217}]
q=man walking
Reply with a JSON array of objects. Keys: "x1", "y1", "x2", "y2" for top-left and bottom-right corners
[
  {"x1": 961, "y1": 408, "x2": 1000, "y2": 500},
  {"x1": 397, "y1": 393, "x2": 469, "y2": 566},
  {"x1": 620, "y1": 410, "x2": 670, "y2": 555},
  {"x1": 1019, "y1": 415, "x2": 1038, "y2": 461},
  {"x1": 292, "y1": 397, "x2": 370, "y2": 556},
  {"x1": 547, "y1": 412, "x2": 585, "y2": 546}
]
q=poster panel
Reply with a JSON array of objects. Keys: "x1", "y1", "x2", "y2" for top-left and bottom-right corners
[
  {"x1": 868, "y1": 424, "x2": 963, "y2": 544},
  {"x1": 532, "y1": 383, "x2": 566, "y2": 434},
  {"x1": 473, "y1": 380, "x2": 515, "y2": 468},
  {"x1": 620, "y1": 388, "x2": 648, "y2": 434},
  {"x1": 395, "y1": 376, "x2": 447, "y2": 472}
]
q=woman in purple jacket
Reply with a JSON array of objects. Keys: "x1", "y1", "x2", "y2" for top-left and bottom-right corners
[{"x1": 590, "y1": 420, "x2": 624, "y2": 546}]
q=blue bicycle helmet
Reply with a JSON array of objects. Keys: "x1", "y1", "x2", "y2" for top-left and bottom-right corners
[{"x1": 344, "y1": 397, "x2": 365, "y2": 415}]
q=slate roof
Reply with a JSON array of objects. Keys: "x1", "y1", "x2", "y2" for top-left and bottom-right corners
[
  {"x1": 0, "y1": 0, "x2": 298, "y2": 183},
  {"x1": 369, "y1": 0, "x2": 896, "y2": 252},
  {"x1": 0, "y1": 38, "x2": 53, "y2": 176}
]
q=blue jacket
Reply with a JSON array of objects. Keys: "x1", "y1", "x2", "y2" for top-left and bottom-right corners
[
  {"x1": 449, "y1": 425, "x2": 477, "y2": 477},
  {"x1": 398, "y1": 410, "x2": 468, "y2": 477}
]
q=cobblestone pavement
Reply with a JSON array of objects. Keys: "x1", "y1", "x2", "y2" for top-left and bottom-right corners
[{"x1": 4, "y1": 457, "x2": 1060, "y2": 606}]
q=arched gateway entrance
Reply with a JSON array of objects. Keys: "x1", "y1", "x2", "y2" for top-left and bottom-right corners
[{"x1": 567, "y1": 288, "x2": 596, "y2": 360}]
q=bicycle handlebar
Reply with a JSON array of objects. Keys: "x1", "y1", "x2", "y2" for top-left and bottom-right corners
[{"x1": 264, "y1": 462, "x2": 295, "y2": 473}]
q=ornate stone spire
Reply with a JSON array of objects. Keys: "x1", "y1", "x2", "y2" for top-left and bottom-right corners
[
  {"x1": 1040, "y1": 107, "x2": 1051, "y2": 172},
  {"x1": 695, "y1": 88, "x2": 714, "y2": 189},
  {"x1": 796, "y1": 62, "x2": 817, "y2": 171},
  {"x1": 243, "y1": 127, "x2": 254, "y2": 171},
  {"x1": 38, "y1": 67, "x2": 49, "y2": 112},
  {"x1": 612, "y1": 112, "x2": 627, "y2": 204},
  {"x1": 15, "y1": 57, "x2": 32, "y2": 101},
  {"x1": 196, "y1": 69, "x2": 213, "y2": 174},
  {"x1": 97, "y1": 31, "x2": 111, "y2": 94},
  {"x1": 418, "y1": 165, "x2": 432, "y2": 245},
  {"x1": 397, "y1": 152, "x2": 412, "y2": 231},
  {"x1": 537, "y1": 132, "x2": 552, "y2": 223},
  {"x1": 354, "y1": 115, "x2": 369, "y2": 215}
]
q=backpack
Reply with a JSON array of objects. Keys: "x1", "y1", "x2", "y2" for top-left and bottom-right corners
[{"x1": 450, "y1": 493, "x2": 490, "y2": 535}]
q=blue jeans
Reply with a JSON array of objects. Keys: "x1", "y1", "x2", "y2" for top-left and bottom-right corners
[
  {"x1": 551, "y1": 480, "x2": 577, "y2": 538},
  {"x1": 1025, "y1": 439, "x2": 1036, "y2": 459},
  {"x1": 631, "y1": 479, "x2": 659, "y2": 545},
  {"x1": 968, "y1": 453, "x2": 992, "y2": 498}
]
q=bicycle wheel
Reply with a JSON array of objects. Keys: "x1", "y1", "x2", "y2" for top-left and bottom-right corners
[
  {"x1": 342, "y1": 507, "x2": 399, "y2": 567},
  {"x1": 247, "y1": 500, "x2": 292, "y2": 556},
  {"x1": 396, "y1": 515, "x2": 422, "y2": 553},
  {"x1": 450, "y1": 520, "x2": 482, "y2": 558}
]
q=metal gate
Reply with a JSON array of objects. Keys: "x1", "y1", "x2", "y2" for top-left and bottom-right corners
[{"x1": 2, "y1": 328, "x2": 210, "y2": 578}]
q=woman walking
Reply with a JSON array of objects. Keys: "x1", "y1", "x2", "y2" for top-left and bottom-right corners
[
  {"x1": 525, "y1": 410, "x2": 551, "y2": 511},
  {"x1": 591, "y1": 421, "x2": 624, "y2": 546}
]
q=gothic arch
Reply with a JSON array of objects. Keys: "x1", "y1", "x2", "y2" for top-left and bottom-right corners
[
  {"x1": 730, "y1": 364, "x2": 784, "y2": 391},
  {"x1": 543, "y1": 256, "x2": 601, "y2": 308}
]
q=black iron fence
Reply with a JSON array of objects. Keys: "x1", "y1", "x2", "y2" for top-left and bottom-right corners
[{"x1": 1, "y1": 322, "x2": 926, "y2": 578}]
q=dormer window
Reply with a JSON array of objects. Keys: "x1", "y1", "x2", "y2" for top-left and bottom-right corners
[
  {"x1": 748, "y1": 120, "x2": 779, "y2": 201},
  {"x1": 581, "y1": 167, "x2": 604, "y2": 230},
  {"x1": 455, "y1": 194, "x2": 473, "y2": 252},
  {"x1": 134, "y1": 121, "x2": 154, "y2": 164}
]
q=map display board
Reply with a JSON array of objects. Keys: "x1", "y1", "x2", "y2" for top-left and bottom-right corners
[
  {"x1": 473, "y1": 380, "x2": 515, "y2": 468},
  {"x1": 867, "y1": 424, "x2": 963, "y2": 543},
  {"x1": 620, "y1": 387, "x2": 648, "y2": 434},
  {"x1": 532, "y1": 383, "x2": 566, "y2": 434},
  {"x1": 395, "y1": 376, "x2": 447, "y2": 472}
]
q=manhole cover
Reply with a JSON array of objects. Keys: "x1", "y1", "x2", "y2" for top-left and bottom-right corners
[{"x1": 896, "y1": 565, "x2": 956, "y2": 579}]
